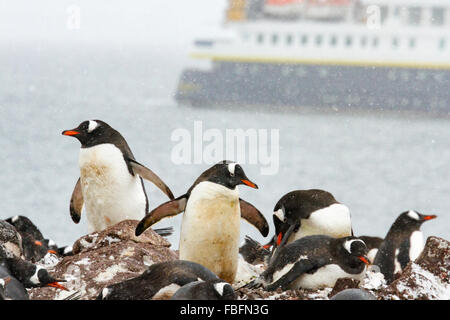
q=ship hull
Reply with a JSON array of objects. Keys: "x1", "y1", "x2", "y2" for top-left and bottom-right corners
[{"x1": 175, "y1": 61, "x2": 450, "y2": 114}]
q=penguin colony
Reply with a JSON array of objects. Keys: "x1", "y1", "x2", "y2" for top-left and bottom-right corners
[{"x1": 0, "y1": 119, "x2": 439, "y2": 300}]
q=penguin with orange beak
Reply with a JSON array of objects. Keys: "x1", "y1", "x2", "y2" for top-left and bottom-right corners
[
  {"x1": 62, "y1": 120, "x2": 174, "y2": 233},
  {"x1": 373, "y1": 210, "x2": 437, "y2": 284},
  {"x1": 245, "y1": 235, "x2": 370, "y2": 291},
  {"x1": 136, "y1": 161, "x2": 269, "y2": 283},
  {"x1": 0, "y1": 246, "x2": 67, "y2": 292}
]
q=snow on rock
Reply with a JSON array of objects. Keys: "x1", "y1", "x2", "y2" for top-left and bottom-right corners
[
  {"x1": 28, "y1": 220, "x2": 177, "y2": 300},
  {"x1": 377, "y1": 236, "x2": 450, "y2": 300},
  {"x1": 237, "y1": 236, "x2": 449, "y2": 300}
]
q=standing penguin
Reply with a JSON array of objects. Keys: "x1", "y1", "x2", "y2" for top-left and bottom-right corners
[
  {"x1": 373, "y1": 210, "x2": 437, "y2": 284},
  {"x1": 269, "y1": 189, "x2": 353, "y2": 253},
  {"x1": 135, "y1": 161, "x2": 269, "y2": 283},
  {"x1": 246, "y1": 235, "x2": 369, "y2": 291},
  {"x1": 62, "y1": 120, "x2": 174, "y2": 232}
]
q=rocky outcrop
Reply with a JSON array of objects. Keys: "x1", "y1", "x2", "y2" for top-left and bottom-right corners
[
  {"x1": 236, "y1": 236, "x2": 450, "y2": 300},
  {"x1": 25, "y1": 226, "x2": 449, "y2": 300},
  {"x1": 375, "y1": 236, "x2": 449, "y2": 300},
  {"x1": 28, "y1": 220, "x2": 178, "y2": 300}
]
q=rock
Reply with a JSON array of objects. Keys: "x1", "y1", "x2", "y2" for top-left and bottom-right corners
[
  {"x1": 28, "y1": 220, "x2": 177, "y2": 300},
  {"x1": 328, "y1": 278, "x2": 360, "y2": 298},
  {"x1": 330, "y1": 288, "x2": 377, "y2": 300},
  {"x1": 0, "y1": 220, "x2": 23, "y2": 258},
  {"x1": 72, "y1": 220, "x2": 171, "y2": 254},
  {"x1": 376, "y1": 236, "x2": 450, "y2": 300}
]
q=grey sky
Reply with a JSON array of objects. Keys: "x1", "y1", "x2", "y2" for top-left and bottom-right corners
[{"x1": 0, "y1": 0, "x2": 227, "y2": 47}]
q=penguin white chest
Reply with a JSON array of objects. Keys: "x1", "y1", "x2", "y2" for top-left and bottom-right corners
[
  {"x1": 290, "y1": 204, "x2": 352, "y2": 242},
  {"x1": 291, "y1": 264, "x2": 366, "y2": 289},
  {"x1": 409, "y1": 231, "x2": 424, "y2": 261},
  {"x1": 179, "y1": 181, "x2": 241, "y2": 283},
  {"x1": 78, "y1": 144, "x2": 146, "y2": 232}
]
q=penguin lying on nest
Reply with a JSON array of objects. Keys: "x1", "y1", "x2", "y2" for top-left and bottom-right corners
[
  {"x1": 96, "y1": 260, "x2": 235, "y2": 300},
  {"x1": 245, "y1": 235, "x2": 370, "y2": 291}
]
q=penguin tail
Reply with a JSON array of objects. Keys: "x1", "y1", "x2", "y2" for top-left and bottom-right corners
[
  {"x1": 242, "y1": 277, "x2": 264, "y2": 290},
  {"x1": 153, "y1": 227, "x2": 174, "y2": 238}
]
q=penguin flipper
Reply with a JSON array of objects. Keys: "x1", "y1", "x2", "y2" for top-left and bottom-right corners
[
  {"x1": 265, "y1": 259, "x2": 315, "y2": 291},
  {"x1": 135, "y1": 196, "x2": 187, "y2": 236},
  {"x1": 239, "y1": 199, "x2": 269, "y2": 237},
  {"x1": 69, "y1": 178, "x2": 83, "y2": 224},
  {"x1": 127, "y1": 159, "x2": 175, "y2": 200},
  {"x1": 397, "y1": 239, "x2": 411, "y2": 270}
]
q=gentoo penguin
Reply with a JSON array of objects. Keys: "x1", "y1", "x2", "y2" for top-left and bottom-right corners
[
  {"x1": 358, "y1": 236, "x2": 383, "y2": 264},
  {"x1": 0, "y1": 277, "x2": 10, "y2": 300},
  {"x1": 329, "y1": 288, "x2": 377, "y2": 300},
  {"x1": 96, "y1": 260, "x2": 221, "y2": 300},
  {"x1": 246, "y1": 235, "x2": 369, "y2": 291},
  {"x1": 373, "y1": 210, "x2": 437, "y2": 284},
  {"x1": 62, "y1": 120, "x2": 174, "y2": 232},
  {"x1": 135, "y1": 161, "x2": 269, "y2": 283},
  {"x1": 6, "y1": 216, "x2": 62, "y2": 262},
  {"x1": 0, "y1": 269, "x2": 29, "y2": 300},
  {"x1": 170, "y1": 280, "x2": 236, "y2": 300},
  {"x1": 270, "y1": 189, "x2": 353, "y2": 252},
  {"x1": 0, "y1": 246, "x2": 67, "y2": 291}
]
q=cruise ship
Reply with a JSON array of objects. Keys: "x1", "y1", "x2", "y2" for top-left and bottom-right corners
[{"x1": 175, "y1": 0, "x2": 450, "y2": 114}]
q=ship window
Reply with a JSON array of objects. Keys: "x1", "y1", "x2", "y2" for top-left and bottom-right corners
[
  {"x1": 360, "y1": 36, "x2": 367, "y2": 47},
  {"x1": 345, "y1": 36, "x2": 353, "y2": 47},
  {"x1": 408, "y1": 7, "x2": 422, "y2": 26},
  {"x1": 372, "y1": 37, "x2": 379, "y2": 47},
  {"x1": 286, "y1": 34, "x2": 293, "y2": 45},
  {"x1": 431, "y1": 7, "x2": 444, "y2": 26},
  {"x1": 392, "y1": 37, "x2": 399, "y2": 48},
  {"x1": 315, "y1": 35, "x2": 323, "y2": 46},
  {"x1": 409, "y1": 38, "x2": 416, "y2": 48},
  {"x1": 330, "y1": 35, "x2": 337, "y2": 46},
  {"x1": 380, "y1": 5, "x2": 389, "y2": 23},
  {"x1": 300, "y1": 34, "x2": 308, "y2": 45},
  {"x1": 257, "y1": 33, "x2": 264, "y2": 44},
  {"x1": 439, "y1": 38, "x2": 446, "y2": 50},
  {"x1": 272, "y1": 34, "x2": 278, "y2": 44}
]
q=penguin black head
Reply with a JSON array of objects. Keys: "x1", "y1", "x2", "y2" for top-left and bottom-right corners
[
  {"x1": 395, "y1": 210, "x2": 437, "y2": 229},
  {"x1": 62, "y1": 120, "x2": 118, "y2": 148},
  {"x1": 212, "y1": 282, "x2": 236, "y2": 300},
  {"x1": 205, "y1": 161, "x2": 258, "y2": 190},
  {"x1": 340, "y1": 237, "x2": 370, "y2": 266}
]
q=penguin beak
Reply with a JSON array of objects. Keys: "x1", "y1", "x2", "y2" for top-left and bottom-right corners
[
  {"x1": 358, "y1": 256, "x2": 370, "y2": 265},
  {"x1": 47, "y1": 282, "x2": 69, "y2": 291},
  {"x1": 423, "y1": 215, "x2": 437, "y2": 221},
  {"x1": 241, "y1": 179, "x2": 258, "y2": 189},
  {"x1": 62, "y1": 129, "x2": 80, "y2": 136},
  {"x1": 276, "y1": 232, "x2": 283, "y2": 246}
]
